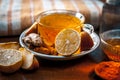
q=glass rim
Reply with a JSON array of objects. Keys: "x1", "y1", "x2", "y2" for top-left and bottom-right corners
[
  {"x1": 36, "y1": 9, "x2": 85, "y2": 29},
  {"x1": 100, "y1": 29, "x2": 120, "y2": 47}
]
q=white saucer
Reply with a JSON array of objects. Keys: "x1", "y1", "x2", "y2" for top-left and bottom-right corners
[{"x1": 19, "y1": 29, "x2": 100, "y2": 60}]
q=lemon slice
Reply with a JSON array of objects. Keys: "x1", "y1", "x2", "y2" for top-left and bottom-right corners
[
  {"x1": 55, "y1": 29, "x2": 80, "y2": 56},
  {"x1": 19, "y1": 47, "x2": 39, "y2": 70},
  {"x1": 0, "y1": 49, "x2": 23, "y2": 73}
]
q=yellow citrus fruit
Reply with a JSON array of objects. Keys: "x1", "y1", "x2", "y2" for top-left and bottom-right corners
[
  {"x1": 19, "y1": 47, "x2": 39, "y2": 70},
  {"x1": 0, "y1": 42, "x2": 20, "y2": 50},
  {"x1": 55, "y1": 29, "x2": 80, "y2": 56},
  {"x1": 0, "y1": 49, "x2": 23, "y2": 73}
]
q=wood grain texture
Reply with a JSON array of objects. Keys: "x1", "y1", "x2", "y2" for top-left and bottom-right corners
[{"x1": 0, "y1": 37, "x2": 105, "y2": 80}]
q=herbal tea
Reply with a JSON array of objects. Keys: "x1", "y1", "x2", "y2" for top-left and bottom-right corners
[
  {"x1": 102, "y1": 38, "x2": 120, "y2": 61},
  {"x1": 37, "y1": 13, "x2": 83, "y2": 46}
]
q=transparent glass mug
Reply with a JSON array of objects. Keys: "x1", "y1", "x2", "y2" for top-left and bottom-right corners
[{"x1": 36, "y1": 10, "x2": 94, "y2": 47}]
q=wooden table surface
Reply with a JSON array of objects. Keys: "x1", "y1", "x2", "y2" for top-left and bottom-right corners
[{"x1": 0, "y1": 36, "x2": 107, "y2": 80}]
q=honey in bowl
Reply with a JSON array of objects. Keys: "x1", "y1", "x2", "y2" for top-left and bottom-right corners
[
  {"x1": 100, "y1": 29, "x2": 120, "y2": 61},
  {"x1": 102, "y1": 38, "x2": 120, "y2": 61},
  {"x1": 37, "y1": 13, "x2": 84, "y2": 46}
]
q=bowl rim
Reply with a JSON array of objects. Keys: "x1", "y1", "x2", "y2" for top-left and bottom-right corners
[
  {"x1": 36, "y1": 9, "x2": 85, "y2": 29},
  {"x1": 19, "y1": 29, "x2": 100, "y2": 60},
  {"x1": 100, "y1": 29, "x2": 120, "y2": 48}
]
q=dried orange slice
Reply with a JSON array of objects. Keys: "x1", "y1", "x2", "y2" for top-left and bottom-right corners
[{"x1": 55, "y1": 29, "x2": 80, "y2": 56}]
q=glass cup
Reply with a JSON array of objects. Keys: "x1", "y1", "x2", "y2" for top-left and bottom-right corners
[
  {"x1": 36, "y1": 10, "x2": 94, "y2": 47},
  {"x1": 100, "y1": 29, "x2": 120, "y2": 61}
]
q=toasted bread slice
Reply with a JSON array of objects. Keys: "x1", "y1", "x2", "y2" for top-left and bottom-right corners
[
  {"x1": 0, "y1": 49, "x2": 23, "y2": 73},
  {"x1": 19, "y1": 47, "x2": 39, "y2": 70},
  {"x1": 0, "y1": 42, "x2": 20, "y2": 50}
]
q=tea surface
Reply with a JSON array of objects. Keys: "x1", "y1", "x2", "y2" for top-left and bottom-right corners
[{"x1": 40, "y1": 13, "x2": 82, "y2": 29}]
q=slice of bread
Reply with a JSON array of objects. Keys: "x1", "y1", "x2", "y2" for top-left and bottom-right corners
[
  {"x1": 19, "y1": 48, "x2": 39, "y2": 70},
  {"x1": 0, "y1": 49, "x2": 23, "y2": 73},
  {"x1": 0, "y1": 42, "x2": 20, "y2": 50}
]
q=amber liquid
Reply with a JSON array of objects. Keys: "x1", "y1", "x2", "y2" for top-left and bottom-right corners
[
  {"x1": 38, "y1": 13, "x2": 83, "y2": 46},
  {"x1": 102, "y1": 38, "x2": 120, "y2": 61}
]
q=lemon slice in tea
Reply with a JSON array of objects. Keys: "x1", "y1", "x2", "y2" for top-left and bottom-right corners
[{"x1": 55, "y1": 29, "x2": 80, "y2": 56}]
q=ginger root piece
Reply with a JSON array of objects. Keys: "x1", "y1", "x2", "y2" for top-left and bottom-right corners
[{"x1": 23, "y1": 33, "x2": 43, "y2": 47}]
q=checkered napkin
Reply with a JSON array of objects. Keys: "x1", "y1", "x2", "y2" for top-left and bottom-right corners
[{"x1": 0, "y1": 0, "x2": 103, "y2": 36}]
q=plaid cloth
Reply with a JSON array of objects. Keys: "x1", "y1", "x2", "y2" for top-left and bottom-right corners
[{"x1": 0, "y1": 0, "x2": 103, "y2": 36}]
